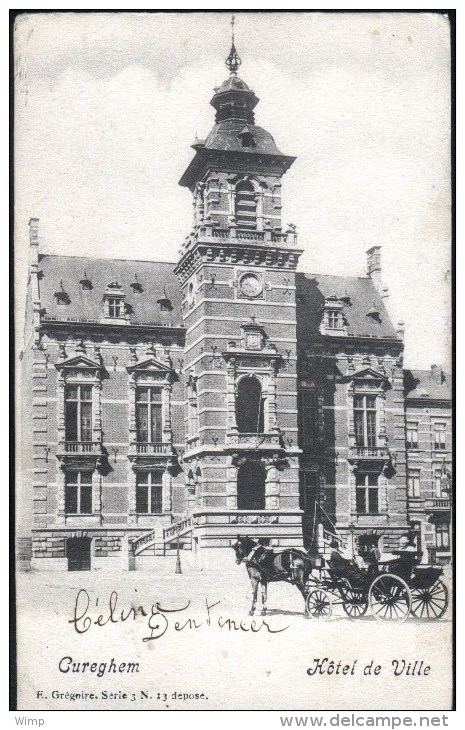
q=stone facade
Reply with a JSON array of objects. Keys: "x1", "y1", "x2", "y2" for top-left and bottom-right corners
[{"x1": 18, "y1": 55, "x2": 452, "y2": 571}]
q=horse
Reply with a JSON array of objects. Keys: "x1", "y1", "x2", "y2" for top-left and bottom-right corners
[{"x1": 232, "y1": 535, "x2": 318, "y2": 616}]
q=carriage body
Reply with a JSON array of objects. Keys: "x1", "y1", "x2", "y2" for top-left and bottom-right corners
[{"x1": 305, "y1": 553, "x2": 449, "y2": 622}]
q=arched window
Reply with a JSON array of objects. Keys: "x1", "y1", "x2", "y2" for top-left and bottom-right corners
[
  {"x1": 237, "y1": 461, "x2": 266, "y2": 510},
  {"x1": 236, "y1": 376, "x2": 264, "y2": 433},
  {"x1": 235, "y1": 180, "x2": 257, "y2": 229}
]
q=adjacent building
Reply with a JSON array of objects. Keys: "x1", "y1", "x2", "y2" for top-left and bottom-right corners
[{"x1": 404, "y1": 366, "x2": 452, "y2": 564}]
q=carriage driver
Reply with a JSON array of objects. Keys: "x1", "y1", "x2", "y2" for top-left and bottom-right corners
[{"x1": 327, "y1": 539, "x2": 367, "y2": 588}]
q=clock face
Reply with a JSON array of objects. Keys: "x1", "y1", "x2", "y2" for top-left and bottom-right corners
[{"x1": 239, "y1": 273, "x2": 263, "y2": 298}]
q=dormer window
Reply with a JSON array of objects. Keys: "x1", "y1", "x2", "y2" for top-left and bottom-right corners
[
  {"x1": 238, "y1": 126, "x2": 256, "y2": 148},
  {"x1": 320, "y1": 294, "x2": 346, "y2": 335},
  {"x1": 130, "y1": 275, "x2": 143, "y2": 294},
  {"x1": 157, "y1": 287, "x2": 173, "y2": 312},
  {"x1": 158, "y1": 298, "x2": 173, "y2": 312},
  {"x1": 54, "y1": 280, "x2": 70, "y2": 305},
  {"x1": 240, "y1": 133, "x2": 255, "y2": 148},
  {"x1": 367, "y1": 301, "x2": 381, "y2": 322},
  {"x1": 102, "y1": 281, "x2": 127, "y2": 322},
  {"x1": 80, "y1": 272, "x2": 93, "y2": 291}
]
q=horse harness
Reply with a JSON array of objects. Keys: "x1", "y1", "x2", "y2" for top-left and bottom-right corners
[{"x1": 244, "y1": 545, "x2": 300, "y2": 581}]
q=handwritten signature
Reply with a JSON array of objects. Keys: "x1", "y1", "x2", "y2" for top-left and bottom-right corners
[{"x1": 69, "y1": 589, "x2": 289, "y2": 642}]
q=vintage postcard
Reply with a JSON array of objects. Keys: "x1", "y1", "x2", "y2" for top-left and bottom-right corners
[{"x1": 14, "y1": 11, "x2": 453, "y2": 712}]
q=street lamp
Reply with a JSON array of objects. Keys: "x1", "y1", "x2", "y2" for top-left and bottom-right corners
[
  {"x1": 349, "y1": 522, "x2": 355, "y2": 561},
  {"x1": 175, "y1": 525, "x2": 182, "y2": 574}
]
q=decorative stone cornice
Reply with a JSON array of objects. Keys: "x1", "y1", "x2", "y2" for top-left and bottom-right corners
[{"x1": 174, "y1": 235, "x2": 303, "y2": 285}]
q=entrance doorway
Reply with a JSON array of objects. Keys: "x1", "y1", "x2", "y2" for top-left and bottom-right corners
[
  {"x1": 237, "y1": 461, "x2": 266, "y2": 510},
  {"x1": 67, "y1": 536, "x2": 92, "y2": 571}
]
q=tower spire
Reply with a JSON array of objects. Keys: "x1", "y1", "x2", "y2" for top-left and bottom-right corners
[{"x1": 225, "y1": 14, "x2": 241, "y2": 76}]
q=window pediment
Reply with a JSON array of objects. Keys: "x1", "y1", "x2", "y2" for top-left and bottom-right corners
[
  {"x1": 126, "y1": 357, "x2": 173, "y2": 376},
  {"x1": 343, "y1": 367, "x2": 389, "y2": 386},
  {"x1": 55, "y1": 355, "x2": 104, "y2": 375}
]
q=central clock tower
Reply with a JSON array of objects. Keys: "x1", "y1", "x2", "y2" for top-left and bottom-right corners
[{"x1": 174, "y1": 38, "x2": 304, "y2": 549}]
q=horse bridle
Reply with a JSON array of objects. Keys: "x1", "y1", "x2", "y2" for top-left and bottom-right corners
[{"x1": 234, "y1": 540, "x2": 260, "y2": 565}]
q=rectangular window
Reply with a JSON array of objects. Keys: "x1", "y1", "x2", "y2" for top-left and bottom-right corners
[
  {"x1": 434, "y1": 465, "x2": 450, "y2": 497},
  {"x1": 65, "y1": 471, "x2": 93, "y2": 514},
  {"x1": 65, "y1": 384, "x2": 93, "y2": 442},
  {"x1": 354, "y1": 395, "x2": 377, "y2": 447},
  {"x1": 301, "y1": 471, "x2": 319, "y2": 514},
  {"x1": 406, "y1": 421, "x2": 419, "y2": 449},
  {"x1": 408, "y1": 469, "x2": 421, "y2": 498},
  {"x1": 188, "y1": 400, "x2": 198, "y2": 438},
  {"x1": 136, "y1": 387, "x2": 162, "y2": 442},
  {"x1": 299, "y1": 391, "x2": 318, "y2": 449},
  {"x1": 108, "y1": 298, "x2": 122, "y2": 317},
  {"x1": 327, "y1": 311, "x2": 342, "y2": 329},
  {"x1": 136, "y1": 471, "x2": 163, "y2": 514},
  {"x1": 356, "y1": 473, "x2": 379, "y2": 514},
  {"x1": 435, "y1": 520, "x2": 450, "y2": 551},
  {"x1": 434, "y1": 422, "x2": 446, "y2": 450}
]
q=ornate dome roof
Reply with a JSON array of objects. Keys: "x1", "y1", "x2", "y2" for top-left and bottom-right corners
[
  {"x1": 210, "y1": 73, "x2": 259, "y2": 125},
  {"x1": 213, "y1": 75, "x2": 253, "y2": 95}
]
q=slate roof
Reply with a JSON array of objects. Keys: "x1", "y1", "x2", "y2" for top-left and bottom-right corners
[
  {"x1": 37, "y1": 255, "x2": 183, "y2": 328},
  {"x1": 36, "y1": 255, "x2": 400, "y2": 342},
  {"x1": 296, "y1": 272, "x2": 400, "y2": 340},
  {"x1": 404, "y1": 369, "x2": 452, "y2": 401},
  {"x1": 203, "y1": 120, "x2": 284, "y2": 156}
]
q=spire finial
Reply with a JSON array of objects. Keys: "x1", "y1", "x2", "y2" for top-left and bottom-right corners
[{"x1": 225, "y1": 14, "x2": 241, "y2": 76}]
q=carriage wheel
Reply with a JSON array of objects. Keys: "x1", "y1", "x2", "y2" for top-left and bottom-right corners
[
  {"x1": 410, "y1": 580, "x2": 449, "y2": 620},
  {"x1": 368, "y1": 573, "x2": 411, "y2": 623},
  {"x1": 305, "y1": 589, "x2": 333, "y2": 620},
  {"x1": 341, "y1": 588, "x2": 368, "y2": 619}
]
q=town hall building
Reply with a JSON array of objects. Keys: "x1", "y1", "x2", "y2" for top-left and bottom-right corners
[{"x1": 18, "y1": 38, "x2": 451, "y2": 571}]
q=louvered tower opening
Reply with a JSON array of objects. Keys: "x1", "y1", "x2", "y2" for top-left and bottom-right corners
[{"x1": 235, "y1": 181, "x2": 257, "y2": 229}]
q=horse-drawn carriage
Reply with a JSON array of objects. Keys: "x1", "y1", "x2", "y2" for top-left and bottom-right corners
[
  {"x1": 232, "y1": 535, "x2": 449, "y2": 622},
  {"x1": 305, "y1": 557, "x2": 448, "y2": 623}
]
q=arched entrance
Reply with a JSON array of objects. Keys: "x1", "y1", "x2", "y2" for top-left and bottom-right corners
[
  {"x1": 237, "y1": 461, "x2": 266, "y2": 510},
  {"x1": 67, "y1": 536, "x2": 92, "y2": 571},
  {"x1": 236, "y1": 376, "x2": 264, "y2": 433}
]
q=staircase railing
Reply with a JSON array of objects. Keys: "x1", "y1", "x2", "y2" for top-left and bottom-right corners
[
  {"x1": 131, "y1": 530, "x2": 157, "y2": 555},
  {"x1": 163, "y1": 516, "x2": 193, "y2": 543}
]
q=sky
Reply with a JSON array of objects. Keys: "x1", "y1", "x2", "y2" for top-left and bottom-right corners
[{"x1": 14, "y1": 11, "x2": 451, "y2": 369}]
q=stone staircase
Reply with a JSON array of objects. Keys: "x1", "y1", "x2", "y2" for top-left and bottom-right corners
[{"x1": 130, "y1": 515, "x2": 193, "y2": 557}]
